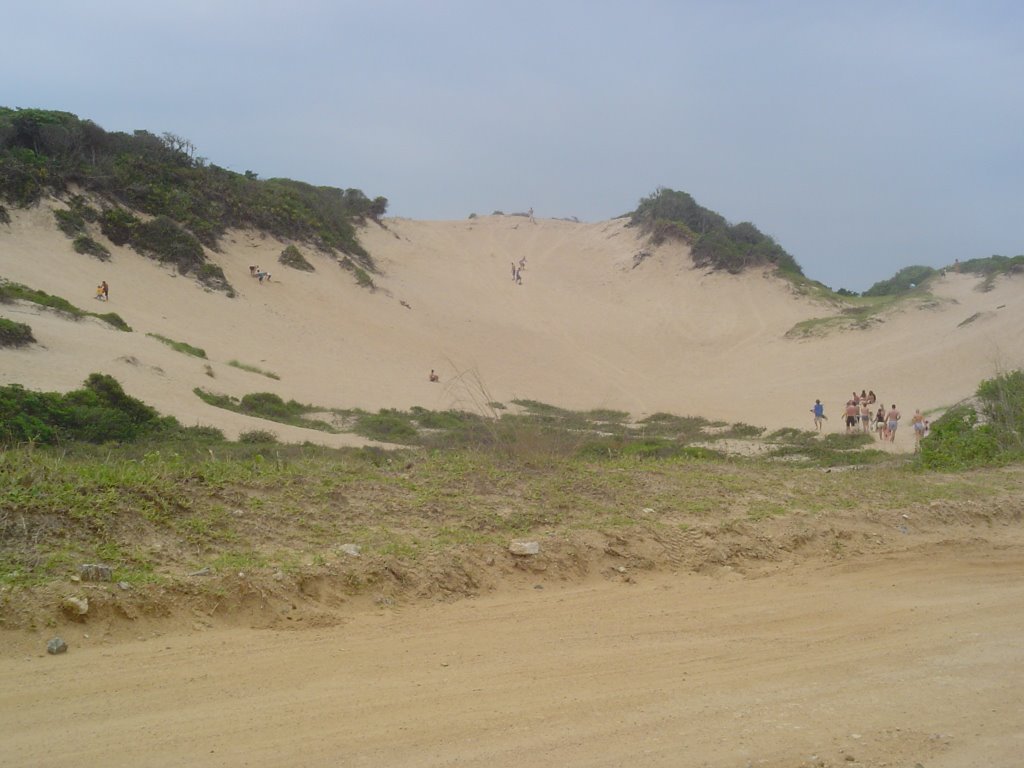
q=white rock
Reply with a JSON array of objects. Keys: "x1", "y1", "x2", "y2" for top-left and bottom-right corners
[
  {"x1": 62, "y1": 596, "x2": 89, "y2": 616},
  {"x1": 509, "y1": 541, "x2": 541, "y2": 556}
]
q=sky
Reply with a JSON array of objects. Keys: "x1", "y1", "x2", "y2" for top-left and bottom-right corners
[{"x1": 4, "y1": 0, "x2": 1022, "y2": 291}]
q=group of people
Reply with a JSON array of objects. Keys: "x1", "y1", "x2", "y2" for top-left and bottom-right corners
[
  {"x1": 94, "y1": 280, "x2": 109, "y2": 301},
  {"x1": 248, "y1": 265, "x2": 272, "y2": 283},
  {"x1": 812, "y1": 389, "x2": 930, "y2": 445},
  {"x1": 510, "y1": 255, "x2": 527, "y2": 285}
]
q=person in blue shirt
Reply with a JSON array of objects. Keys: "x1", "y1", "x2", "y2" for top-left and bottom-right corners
[{"x1": 811, "y1": 399, "x2": 826, "y2": 431}]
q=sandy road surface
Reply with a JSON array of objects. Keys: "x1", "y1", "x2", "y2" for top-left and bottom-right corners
[{"x1": 2, "y1": 544, "x2": 1022, "y2": 768}]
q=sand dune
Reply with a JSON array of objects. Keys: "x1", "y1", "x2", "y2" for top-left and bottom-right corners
[{"x1": 2, "y1": 203, "x2": 1022, "y2": 444}]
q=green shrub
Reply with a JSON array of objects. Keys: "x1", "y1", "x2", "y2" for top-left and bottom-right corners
[
  {"x1": 863, "y1": 265, "x2": 937, "y2": 297},
  {"x1": 344, "y1": 260, "x2": 375, "y2": 289},
  {"x1": 147, "y1": 332, "x2": 206, "y2": 358},
  {"x1": 227, "y1": 360, "x2": 280, "y2": 380},
  {"x1": 354, "y1": 410, "x2": 418, "y2": 443},
  {"x1": 239, "y1": 392, "x2": 297, "y2": 419},
  {"x1": 0, "y1": 374, "x2": 167, "y2": 445},
  {"x1": 279, "y1": 244, "x2": 314, "y2": 271},
  {"x1": 238, "y1": 429, "x2": 278, "y2": 444},
  {"x1": 196, "y1": 262, "x2": 234, "y2": 295},
  {"x1": 922, "y1": 370, "x2": 1024, "y2": 469},
  {"x1": 182, "y1": 424, "x2": 225, "y2": 441},
  {"x1": 93, "y1": 312, "x2": 132, "y2": 332},
  {"x1": 957, "y1": 255, "x2": 1024, "y2": 278},
  {"x1": 0, "y1": 317, "x2": 35, "y2": 347},
  {"x1": 72, "y1": 235, "x2": 111, "y2": 260},
  {"x1": 54, "y1": 208, "x2": 86, "y2": 236},
  {"x1": 919, "y1": 405, "x2": 1000, "y2": 469},
  {"x1": 131, "y1": 215, "x2": 206, "y2": 273},
  {"x1": 99, "y1": 207, "x2": 139, "y2": 246},
  {"x1": 629, "y1": 188, "x2": 803, "y2": 276}
]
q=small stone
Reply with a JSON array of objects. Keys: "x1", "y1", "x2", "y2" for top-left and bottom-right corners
[
  {"x1": 339, "y1": 544, "x2": 361, "y2": 557},
  {"x1": 79, "y1": 564, "x2": 114, "y2": 582},
  {"x1": 188, "y1": 567, "x2": 211, "y2": 577},
  {"x1": 47, "y1": 637, "x2": 68, "y2": 655},
  {"x1": 61, "y1": 596, "x2": 89, "y2": 616},
  {"x1": 617, "y1": 566, "x2": 627, "y2": 573},
  {"x1": 118, "y1": 581, "x2": 131, "y2": 590},
  {"x1": 273, "y1": 570, "x2": 285, "y2": 581},
  {"x1": 509, "y1": 541, "x2": 540, "y2": 556}
]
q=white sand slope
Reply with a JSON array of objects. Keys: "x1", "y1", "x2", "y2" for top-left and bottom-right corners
[{"x1": 2, "y1": 202, "x2": 1022, "y2": 444}]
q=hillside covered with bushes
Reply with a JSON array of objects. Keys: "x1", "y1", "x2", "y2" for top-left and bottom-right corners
[
  {"x1": 628, "y1": 187, "x2": 804, "y2": 277},
  {"x1": 0, "y1": 107, "x2": 385, "y2": 279}
]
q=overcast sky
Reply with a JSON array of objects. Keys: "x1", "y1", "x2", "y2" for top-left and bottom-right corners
[{"x1": 5, "y1": 0, "x2": 1021, "y2": 290}]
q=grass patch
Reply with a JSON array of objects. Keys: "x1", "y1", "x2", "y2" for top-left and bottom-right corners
[
  {"x1": 1, "y1": 391, "x2": 1023, "y2": 599},
  {"x1": 227, "y1": 360, "x2": 281, "y2": 380},
  {"x1": 147, "y1": 332, "x2": 207, "y2": 358},
  {"x1": 279, "y1": 244, "x2": 315, "y2": 272},
  {"x1": 764, "y1": 428, "x2": 889, "y2": 466},
  {"x1": 0, "y1": 280, "x2": 131, "y2": 331},
  {"x1": 72, "y1": 235, "x2": 111, "y2": 260},
  {"x1": 194, "y1": 388, "x2": 338, "y2": 433}
]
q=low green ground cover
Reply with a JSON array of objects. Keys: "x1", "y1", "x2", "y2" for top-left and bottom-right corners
[{"x1": 0, "y1": 280, "x2": 131, "y2": 331}]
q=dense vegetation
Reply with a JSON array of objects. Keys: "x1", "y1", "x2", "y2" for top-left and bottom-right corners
[
  {"x1": 921, "y1": 369, "x2": 1024, "y2": 469},
  {"x1": 0, "y1": 107, "x2": 385, "y2": 276},
  {"x1": 0, "y1": 317, "x2": 35, "y2": 347},
  {"x1": 629, "y1": 188, "x2": 803, "y2": 276},
  {"x1": 863, "y1": 256, "x2": 1024, "y2": 298},
  {"x1": 0, "y1": 374, "x2": 177, "y2": 444},
  {"x1": 863, "y1": 265, "x2": 937, "y2": 296}
]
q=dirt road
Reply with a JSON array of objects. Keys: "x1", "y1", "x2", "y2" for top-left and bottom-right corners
[{"x1": 2, "y1": 543, "x2": 1022, "y2": 768}]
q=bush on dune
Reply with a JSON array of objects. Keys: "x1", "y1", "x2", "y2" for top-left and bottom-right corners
[
  {"x1": 0, "y1": 374, "x2": 173, "y2": 445},
  {"x1": 920, "y1": 370, "x2": 1024, "y2": 469},
  {"x1": 863, "y1": 265, "x2": 937, "y2": 297},
  {"x1": 0, "y1": 107, "x2": 382, "y2": 279},
  {"x1": 0, "y1": 317, "x2": 35, "y2": 347},
  {"x1": 629, "y1": 188, "x2": 803, "y2": 277}
]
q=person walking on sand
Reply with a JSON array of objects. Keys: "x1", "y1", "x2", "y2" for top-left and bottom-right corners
[
  {"x1": 101, "y1": 281, "x2": 109, "y2": 301},
  {"x1": 911, "y1": 409, "x2": 926, "y2": 446},
  {"x1": 528, "y1": 207, "x2": 535, "y2": 224},
  {"x1": 860, "y1": 401, "x2": 871, "y2": 433},
  {"x1": 886, "y1": 404, "x2": 901, "y2": 442},
  {"x1": 811, "y1": 399, "x2": 825, "y2": 431},
  {"x1": 875, "y1": 405, "x2": 887, "y2": 440},
  {"x1": 844, "y1": 400, "x2": 859, "y2": 434},
  {"x1": 429, "y1": 369, "x2": 439, "y2": 383}
]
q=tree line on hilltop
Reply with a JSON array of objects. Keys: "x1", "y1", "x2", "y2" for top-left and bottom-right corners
[
  {"x1": 0, "y1": 107, "x2": 385, "y2": 277},
  {"x1": 628, "y1": 187, "x2": 804, "y2": 277}
]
